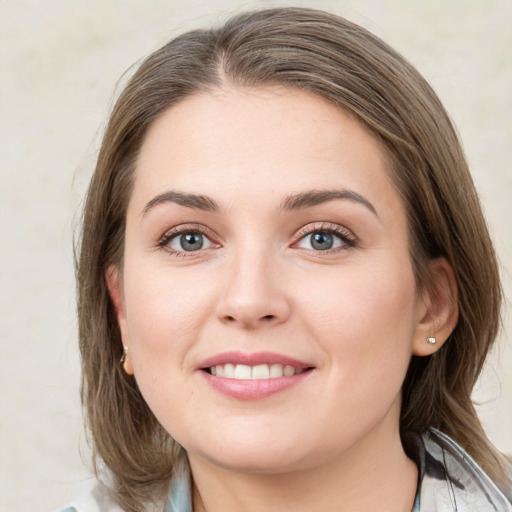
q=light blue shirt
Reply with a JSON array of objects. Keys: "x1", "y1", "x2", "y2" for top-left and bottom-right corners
[{"x1": 59, "y1": 430, "x2": 512, "y2": 512}]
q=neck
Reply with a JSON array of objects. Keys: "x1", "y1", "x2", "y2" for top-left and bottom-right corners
[{"x1": 189, "y1": 423, "x2": 418, "y2": 512}]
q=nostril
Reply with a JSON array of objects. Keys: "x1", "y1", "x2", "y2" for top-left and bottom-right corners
[{"x1": 220, "y1": 313, "x2": 279, "y2": 326}]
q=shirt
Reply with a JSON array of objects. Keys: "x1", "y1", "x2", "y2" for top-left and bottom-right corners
[{"x1": 59, "y1": 429, "x2": 512, "y2": 512}]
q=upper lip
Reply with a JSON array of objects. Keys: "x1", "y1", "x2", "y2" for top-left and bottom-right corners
[{"x1": 197, "y1": 351, "x2": 313, "y2": 370}]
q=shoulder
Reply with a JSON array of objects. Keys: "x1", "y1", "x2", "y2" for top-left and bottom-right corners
[
  {"x1": 56, "y1": 467, "x2": 191, "y2": 512},
  {"x1": 55, "y1": 478, "x2": 125, "y2": 512},
  {"x1": 418, "y1": 429, "x2": 512, "y2": 511}
]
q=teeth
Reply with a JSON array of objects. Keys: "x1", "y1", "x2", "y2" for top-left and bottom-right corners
[
  {"x1": 270, "y1": 364, "x2": 284, "y2": 378},
  {"x1": 224, "y1": 363, "x2": 235, "y2": 378},
  {"x1": 234, "y1": 364, "x2": 251, "y2": 379},
  {"x1": 209, "y1": 363, "x2": 306, "y2": 379},
  {"x1": 283, "y1": 365, "x2": 295, "y2": 376},
  {"x1": 252, "y1": 364, "x2": 270, "y2": 379}
]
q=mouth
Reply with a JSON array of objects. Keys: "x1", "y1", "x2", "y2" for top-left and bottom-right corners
[
  {"x1": 197, "y1": 352, "x2": 315, "y2": 399},
  {"x1": 204, "y1": 363, "x2": 310, "y2": 379}
]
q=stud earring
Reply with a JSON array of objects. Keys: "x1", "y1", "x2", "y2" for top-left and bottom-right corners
[
  {"x1": 120, "y1": 346, "x2": 129, "y2": 364},
  {"x1": 426, "y1": 337, "x2": 437, "y2": 345}
]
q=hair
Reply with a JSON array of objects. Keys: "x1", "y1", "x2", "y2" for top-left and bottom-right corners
[{"x1": 76, "y1": 7, "x2": 510, "y2": 510}]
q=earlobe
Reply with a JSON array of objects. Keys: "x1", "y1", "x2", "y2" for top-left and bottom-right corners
[
  {"x1": 120, "y1": 345, "x2": 133, "y2": 375},
  {"x1": 106, "y1": 265, "x2": 134, "y2": 375},
  {"x1": 412, "y1": 258, "x2": 459, "y2": 356}
]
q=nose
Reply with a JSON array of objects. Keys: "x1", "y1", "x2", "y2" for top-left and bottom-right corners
[{"x1": 215, "y1": 250, "x2": 291, "y2": 329}]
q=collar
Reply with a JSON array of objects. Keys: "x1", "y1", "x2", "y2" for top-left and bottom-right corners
[
  {"x1": 412, "y1": 429, "x2": 511, "y2": 511},
  {"x1": 166, "y1": 430, "x2": 512, "y2": 512}
]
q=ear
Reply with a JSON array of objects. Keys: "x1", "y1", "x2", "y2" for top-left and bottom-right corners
[
  {"x1": 412, "y1": 257, "x2": 459, "y2": 356},
  {"x1": 106, "y1": 265, "x2": 134, "y2": 375}
]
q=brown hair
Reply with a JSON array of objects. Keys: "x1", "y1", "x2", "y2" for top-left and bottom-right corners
[{"x1": 76, "y1": 7, "x2": 510, "y2": 510}]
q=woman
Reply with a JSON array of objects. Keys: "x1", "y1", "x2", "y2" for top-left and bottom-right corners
[{"x1": 66, "y1": 7, "x2": 511, "y2": 512}]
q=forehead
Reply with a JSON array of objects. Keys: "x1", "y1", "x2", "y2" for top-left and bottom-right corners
[{"x1": 131, "y1": 85, "x2": 400, "y2": 217}]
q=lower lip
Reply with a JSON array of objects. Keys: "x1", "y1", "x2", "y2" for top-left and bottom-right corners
[{"x1": 199, "y1": 370, "x2": 312, "y2": 400}]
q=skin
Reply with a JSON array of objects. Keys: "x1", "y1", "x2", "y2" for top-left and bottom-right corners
[{"x1": 108, "y1": 86, "x2": 458, "y2": 512}]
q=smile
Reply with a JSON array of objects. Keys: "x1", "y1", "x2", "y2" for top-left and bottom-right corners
[
  {"x1": 207, "y1": 363, "x2": 306, "y2": 379},
  {"x1": 198, "y1": 351, "x2": 315, "y2": 399}
]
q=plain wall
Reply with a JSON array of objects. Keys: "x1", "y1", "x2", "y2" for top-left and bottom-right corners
[{"x1": 1, "y1": 1, "x2": 511, "y2": 510}]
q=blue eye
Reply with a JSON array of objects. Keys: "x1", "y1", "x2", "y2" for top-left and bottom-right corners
[
  {"x1": 296, "y1": 229, "x2": 350, "y2": 251},
  {"x1": 167, "y1": 231, "x2": 214, "y2": 252},
  {"x1": 179, "y1": 233, "x2": 203, "y2": 251},
  {"x1": 310, "y1": 232, "x2": 335, "y2": 250}
]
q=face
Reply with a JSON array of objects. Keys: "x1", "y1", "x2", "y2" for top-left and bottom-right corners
[{"x1": 111, "y1": 86, "x2": 432, "y2": 474}]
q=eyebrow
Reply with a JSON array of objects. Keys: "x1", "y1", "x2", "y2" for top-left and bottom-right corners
[
  {"x1": 282, "y1": 189, "x2": 378, "y2": 217},
  {"x1": 142, "y1": 190, "x2": 220, "y2": 216},
  {"x1": 141, "y1": 188, "x2": 378, "y2": 217}
]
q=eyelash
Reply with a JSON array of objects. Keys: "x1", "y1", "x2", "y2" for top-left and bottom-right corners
[
  {"x1": 157, "y1": 222, "x2": 357, "y2": 257},
  {"x1": 157, "y1": 224, "x2": 218, "y2": 257},
  {"x1": 293, "y1": 222, "x2": 357, "y2": 252}
]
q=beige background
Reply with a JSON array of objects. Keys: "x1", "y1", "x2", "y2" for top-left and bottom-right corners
[{"x1": 1, "y1": 1, "x2": 511, "y2": 510}]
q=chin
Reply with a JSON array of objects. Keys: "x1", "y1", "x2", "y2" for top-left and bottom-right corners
[
  {"x1": 200, "y1": 446, "x2": 310, "y2": 474},
  {"x1": 182, "y1": 427, "x2": 316, "y2": 474}
]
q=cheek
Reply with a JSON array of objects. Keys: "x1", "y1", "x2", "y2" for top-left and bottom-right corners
[
  {"x1": 295, "y1": 260, "x2": 418, "y2": 435},
  {"x1": 297, "y1": 258, "x2": 418, "y2": 372},
  {"x1": 121, "y1": 263, "x2": 214, "y2": 368},
  {"x1": 120, "y1": 265, "x2": 210, "y2": 428}
]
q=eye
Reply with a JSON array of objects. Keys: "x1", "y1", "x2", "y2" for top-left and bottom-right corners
[
  {"x1": 170, "y1": 232, "x2": 210, "y2": 251},
  {"x1": 294, "y1": 224, "x2": 356, "y2": 252},
  {"x1": 296, "y1": 231, "x2": 343, "y2": 251},
  {"x1": 159, "y1": 226, "x2": 217, "y2": 255}
]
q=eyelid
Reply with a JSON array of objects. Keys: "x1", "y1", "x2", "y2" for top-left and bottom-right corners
[
  {"x1": 156, "y1": 221, "x2": 356, "y2": 256},
  {"x1": 292, "y1": 222, "x2": 357, "y2": 249},
  {"x1": 157, "y1": 223, "x2": 220, "y2": 255}
]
